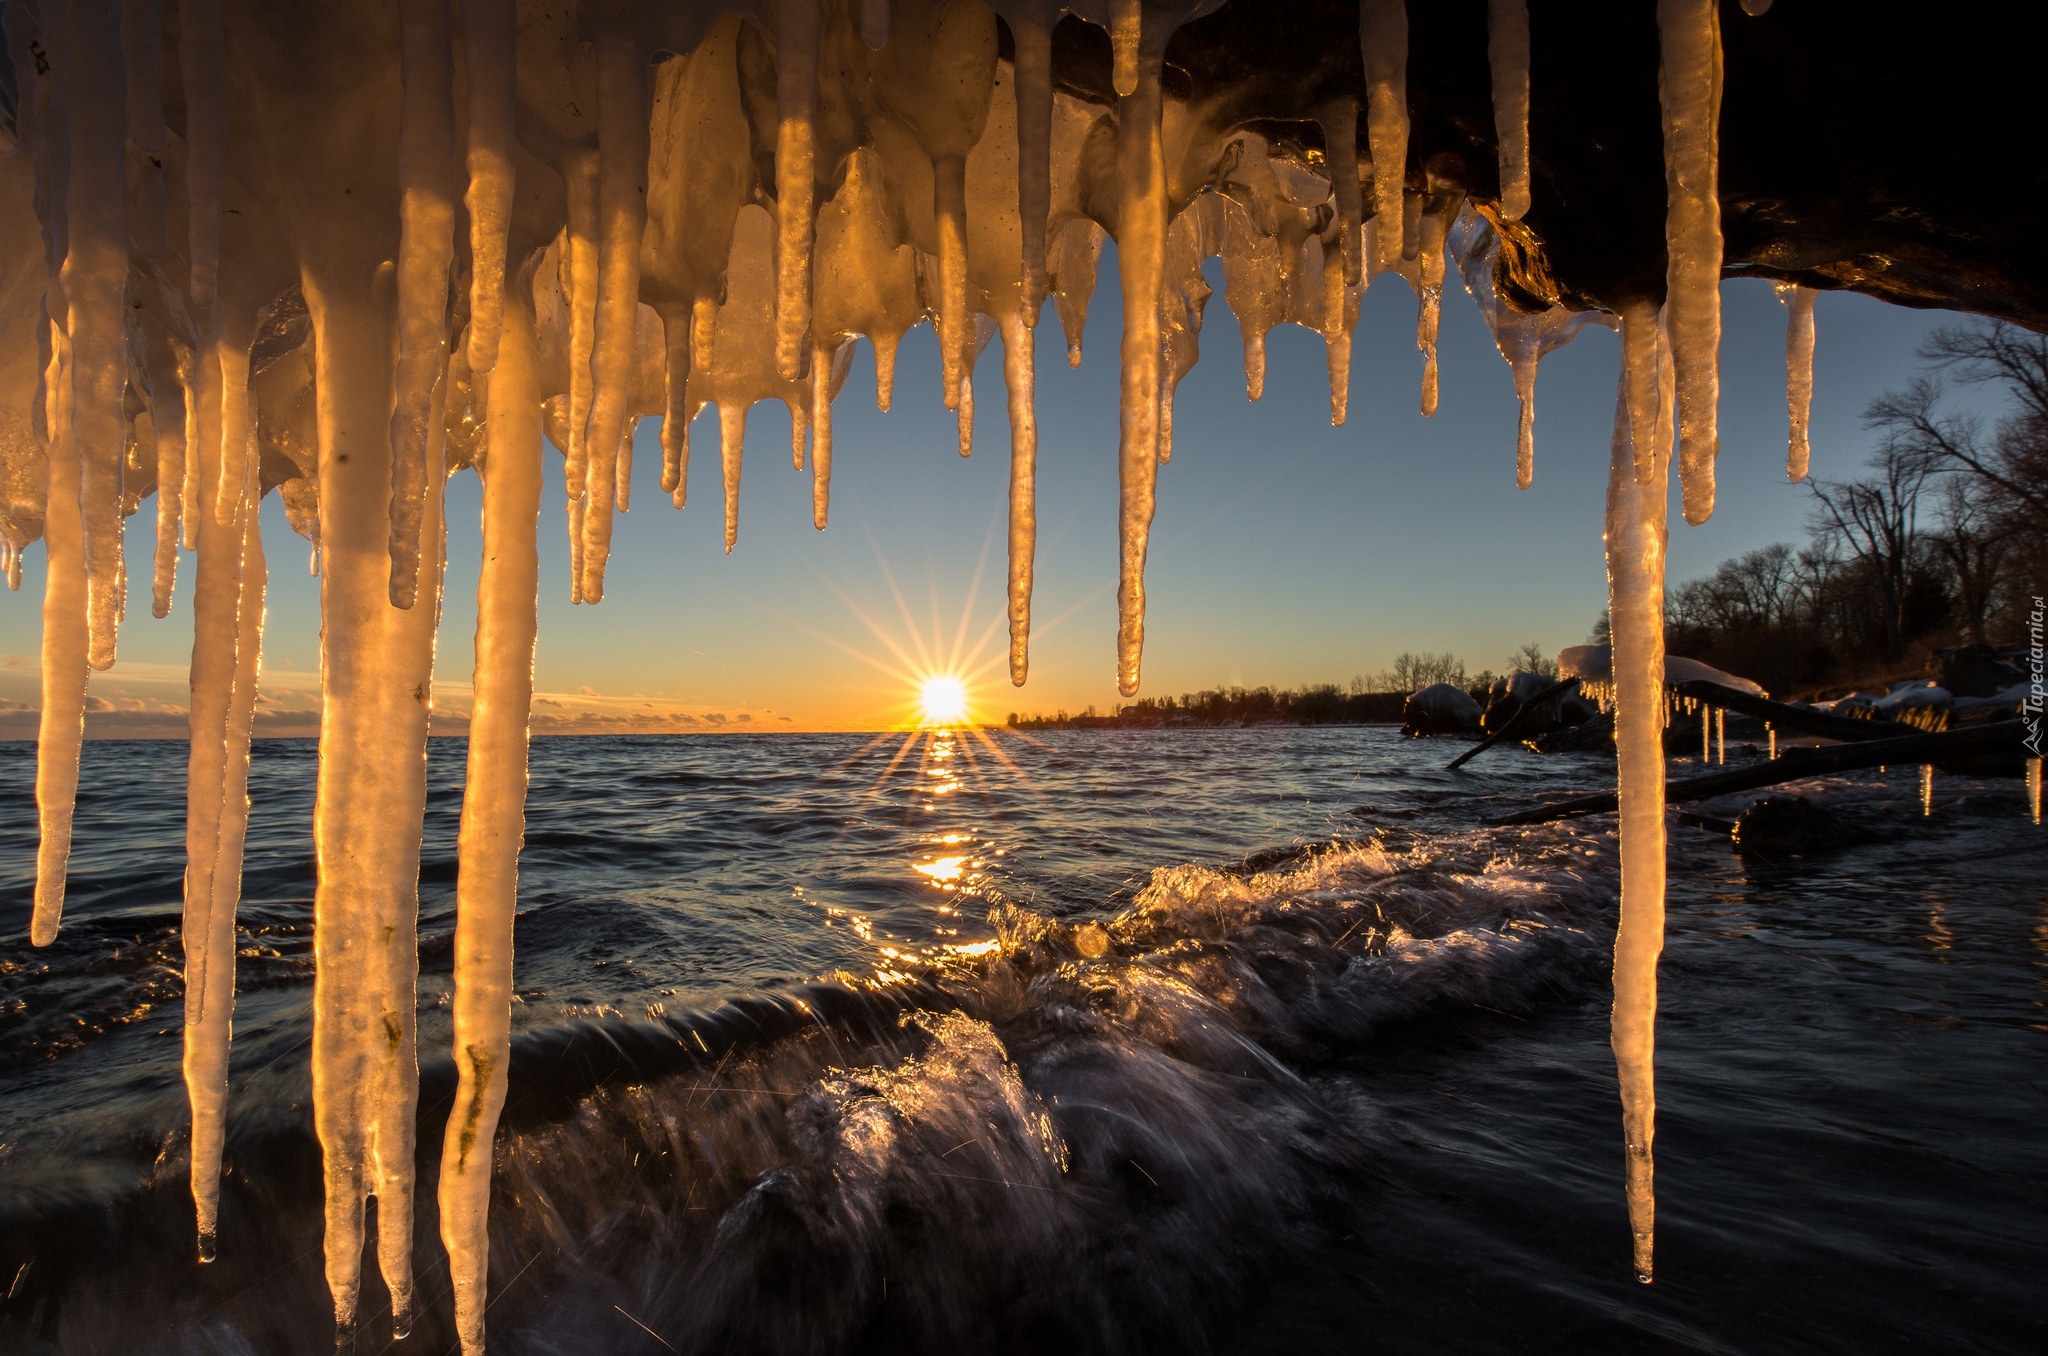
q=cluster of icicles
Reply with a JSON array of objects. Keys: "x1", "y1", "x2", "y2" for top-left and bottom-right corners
[{"x1": 2, "y1": 0, "x2": 1826, "y2": 1346}]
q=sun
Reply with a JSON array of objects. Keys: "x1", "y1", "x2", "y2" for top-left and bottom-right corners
[{"x1": 917, "y1": 674, "x2": 970, "y2": 727}]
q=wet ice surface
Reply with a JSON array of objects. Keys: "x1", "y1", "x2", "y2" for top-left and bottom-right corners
[{"x1": 0, "y1": 728, "x2": 2042, "y2": 1352}]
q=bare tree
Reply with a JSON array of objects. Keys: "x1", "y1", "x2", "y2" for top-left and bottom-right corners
[
  {"x1": 1807, "y1": 440, "x2": 1931, "y2": 661},
  {"x1": 1926, "y1": 478, "x2": 2010, "y2": 643}
]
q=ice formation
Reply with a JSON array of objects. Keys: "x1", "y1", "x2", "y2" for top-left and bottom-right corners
[{"x1": 0, "y1": 0, "x2": 1830, "y2": 1342}]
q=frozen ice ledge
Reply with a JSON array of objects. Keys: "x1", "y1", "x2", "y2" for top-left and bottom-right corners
[{"x1": 0, "y1": 1, "x2": 2043, "y2": 1350}]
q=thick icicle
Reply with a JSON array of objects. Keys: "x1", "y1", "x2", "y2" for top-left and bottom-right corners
[
  {"x1": 1606, "y1": 300, "x2": 1673, "y2": 1284},
  {"x1": 387, "y1": 0, "x2": 457, "y2": 609},
  {"x1": 178, "y1": 0, "x2": 224, "y2": 314},
  {"x1": 64, "y1": 0, "x2": 130, "y2": 672},
  {"x1": 1109, "y1": 0, "x2": 1141, "y2": 98},
  {"x1": 774, "y1": 0, "x2": 819, "y2": 382},
  {"x1": 579, "y1": 33, "x2": 651, "y2": 603},
  {"x1": 439, "y1": 289, "x2": 541, "y2": 1356},
  {"x1": 184, "y1": 459, "x2": 266, "y2": 1265},
  {"x1": 461, "y1": 0, "x2": 517, "y2": 374},
  {"x1": 1777, "y1": 282, "x2": 1815, "y2": 481},
  {"x1": 937, "y1": 153, "x2": 973, "y2": 412},
  {"x1": 1487, "y1": 0, "x2": 1530, "y2": 220},
  {"x1": 1001, "y1": 309, "x2": 1037, "y2": 684},
  {"x1": 306, "y1": 280, "x2": 445, "y2": 1344},
  {"x1": 1114, "y1": 39, "x2": 1166, "y2": 696},
  {"x1": 1359, "y1": 0, "x2": 1409, "y2": 269},
  {"x1": 32, "y1": 332, "x2": 86, "y2": 948},
  {"x1": 1007, "y1": 6, "x2": 1057, "y2": 315},
  {"x1": 1658, "y1": 0, "x2": 1724, "y2": 525}
]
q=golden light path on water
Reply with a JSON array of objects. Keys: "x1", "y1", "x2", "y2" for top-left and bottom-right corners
[{"x1": 775, "y1": 536, "x2": 1110, "y2": 985}]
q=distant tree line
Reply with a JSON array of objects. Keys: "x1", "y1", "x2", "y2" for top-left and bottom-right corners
[
  {"x1": 1595, "y1": 322, "x2": 2048, "y2": 696},
  {"x1": 1002, "y1": 646, "x2": 1561, "y2": 729}
]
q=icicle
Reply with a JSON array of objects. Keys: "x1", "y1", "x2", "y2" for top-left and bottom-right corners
[
  {"x1": 306, "y1": 281, "x2": 446, "y2": 1344},
  {"x1": 862, "y1": 0, "x2": 891, "y2": 49},
  {"x1": 1048, "y1": 217, "x2": 1105, "y2": 368},
  {"x1": 1701, "y1": 700, "x2": 1710, "y2": 762},
  {"x1": 32, "y1": 330, "x2": 86, "y2": 948},
  {"x1": 937, "y1": 153, "x2": 972, "y2": 412},
  {"x1": 214, "y1": 330, "x2": 253, "y2": 551},
  {"x1": 1113, "y1": 35, "x2": 1167, "y2": 696},
  {"x1": 957, "y1": 370, "x2": 975, "y2": 457},
  {"x1": 774, "y1": 0, "x2": 819, "y2": 382},
  {"x1": 1320, "y1": 99, "x2": 1363, "y2": 285},
  {"x1": 579, "y1": 33, "x2": 651, "y2": 604},
  {"x1": 150, "y1": 356, "x2": 186, "y2": 617},
  {"x1": 659, "y1": 304, "x2": 694, "y2": 503},
  {"x1": 1606, "y1": 299, "x2": 1673, "y2": 1285},
  {"x1": 561, "y1": 154, "x2": 600, "y2": 505},
  {"x1": 719, "y1": 402, "x2": 744, "y2": 553},
  {"x1": 1001, "y1": 310, "x2": 1037, "y2": 684},
  {"x1": 811, "y1": 347, "x2": 834, "y2": 529},
  {"x1": 1321, "y1": 240, "x2": 1352, "y2": 425},
  {"x1": 178, "y1": 0, "x2": 224, "y2": 313},
  {"x1": 1487, "y1": 0, "x2": 1530, "y2": 220},
  {"x1": 1715, "y1": 705, "x2": 1725, "y2": 764},
  {"x1": 617, "y1": 424, "x2": 635, "y2": 511},
  {"x1": 2027, "y1": 757, "x2": 2041, "y2": 826},
  {"x1": 185, "y1": 455, "x2": 265, "y2": 1266},
  {"x1": 790, "y1": 402, "x2": 808, "y2": 470},
  {"x1": 461, "y1": 0, "x2": 517, "y2": 374},
  {"x1": 64, "y1": 0, "x2": 131, "y2": 672},
  {"x1": 1109, "y1": 0, "x2": 1141, "y2": 98},
  {"x1": 1776, "y1": 282, "x2": 1815, "y2": 481},
  {"x1": 875, "y1": 334, "x2": 900, "y2": 408},
  {"x1": 1658, "y1": 0, "x2": 1724, "y2": 525},
  {"x1": 1767, "y1": 723, "x2": 1776, "y2": 759},
  {"x1": 1359, "y1": 0, "x2": 1409, "y2": 270},
  {"x1": 387, "y1": 0, "x2": 457, "y2": 608},
  {"x1": 439, "y1": 288, "x2": 540, "y2": 1356},
  {"x1": 180, "y1": 343, "x2": 207, "y2": 550},
  {"x1": 1007, "y1": 6, "x2": 1056, "y2": 315},
  {"x1": 1415, "y1": 200, "x2": 1451, "y2": 417}
]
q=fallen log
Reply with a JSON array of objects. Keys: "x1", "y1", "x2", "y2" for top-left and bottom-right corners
[
  {"x1": 1447, "y1": 676, "x2": 1581, "y2": 771},
  {"x1": 1484, "y1": 720, "x2": 2028, "y2": 826},
  {"x1": 1670, "y1": 679, "x2": 1916, "y2": 742}
]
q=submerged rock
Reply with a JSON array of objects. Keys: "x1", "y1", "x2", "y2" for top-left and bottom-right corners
[
  {"x1": 1528, "y1": 711, "x2": 1614, "y2": 754},
  {"x1": 1403, "y1": 683, "x2": 1482, "y2": 738},
  {"x1": 1731, "y1": 797, "x2": 1881, "y2": 859}
]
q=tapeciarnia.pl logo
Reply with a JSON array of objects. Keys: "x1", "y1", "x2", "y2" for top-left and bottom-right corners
[{"x1": 2026, "y1": 596, "x2": 2044, "y2": 757}]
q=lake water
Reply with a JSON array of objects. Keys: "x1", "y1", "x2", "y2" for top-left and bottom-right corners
[{"x1": 1, "y1": 728, "x2": 2043, "y2": 1353}]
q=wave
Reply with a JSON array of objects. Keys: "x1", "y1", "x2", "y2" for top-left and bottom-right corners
[{"x1": 2, "y1": 827, "x2": 1617, "y2": 1354}]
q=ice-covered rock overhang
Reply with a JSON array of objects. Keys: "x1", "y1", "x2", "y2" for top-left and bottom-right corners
[{"x1": 2, "y1": 0, "x2": 2043, "y2": 1349}]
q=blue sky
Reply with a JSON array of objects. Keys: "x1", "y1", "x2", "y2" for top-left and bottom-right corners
[{"x1": 0, "y1": 254, "x2": 1995, "y2": 734}]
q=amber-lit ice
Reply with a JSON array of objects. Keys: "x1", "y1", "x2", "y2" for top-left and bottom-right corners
[{"x1": 0, "y1": 0, "x2": 1786, "y2": 1343}]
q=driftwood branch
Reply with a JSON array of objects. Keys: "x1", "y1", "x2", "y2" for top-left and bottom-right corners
[
  {"x1": 1670, "y1": 679, "x2": 1917, "y2": 742},
  {"x1": 1447, "y1": 676, "x2": 1581, "y2": 771},
  {"x1": 1484, "y1": 720, "x2": 2028, "y2": 826}
]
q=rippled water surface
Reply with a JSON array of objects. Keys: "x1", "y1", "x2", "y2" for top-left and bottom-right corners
[{"x1": 1, "y1": 729, "x2": 2043, "y2": 1353}]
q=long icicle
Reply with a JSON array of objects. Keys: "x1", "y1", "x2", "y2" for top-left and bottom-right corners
[
  {"x1": 1322, "y1": 98, "x2": 1363, "y2": 285},
  {"x1": 387, "y1": 0, "x2": 457, "y2": 609},
  {"x1": 64, "y1": 0, "x2": 129, "y2": 673},
  {"x1": 1658, "y1": 0, "x2": 1723, "y2": 524},
  {"x1": 1777, "y1": 282, "x2": 1815, "y2": 481},
  {"x1": 439, "y1": 287, "x2": 541, "y2": 1356},
  {"x1": 184, "y1": 454, "x2": 266, "y2": 1266},
  {"x1": 936, "y1": 153, "x2": 972, "y2": 413},
  {"x1": 1001, "y1": 310, "x2": 1037, "y2": 684},
  {"x1": 720, "y1": 401, "x2": 744, "y2": 553},
  {"x1": 1359, "y1": 0, "x2": 1409, "y2": 270},
  {"x1": 461, "y1": 0, "x2": 517, "y2": 375},
  {"x1": 1607, "y1": 299, "x2": 1672, "y2": 1284},
  {"x1": 1114, "y1": 34, "x2": 1166, "y2": 696},
  {"x1": 1487, "y1": 0, "x2": 1531, "y2": 220},
  {"x1": 579, "y1": 32, "x2": 650, "y2": 602},
  {"x1": 774, "y1": 0, "x2": 819, "y2": 382},
  {"x1": 561, "y1": 154, "x2": 600, "y2": 509},
  {"x1": 33, "y1": 327, "x2": 86, "y2": 947},
  {"x1": 660, "y1": 303, "x2": 694, "y2": 505},
  {"x1": 307, "y1": 277, "x2": 443, "y2": 1346}
]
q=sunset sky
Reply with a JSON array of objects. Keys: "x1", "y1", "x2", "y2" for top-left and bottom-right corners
[{"x1": 0, "y1": 258, "x2": 1998, "y2": 737}]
